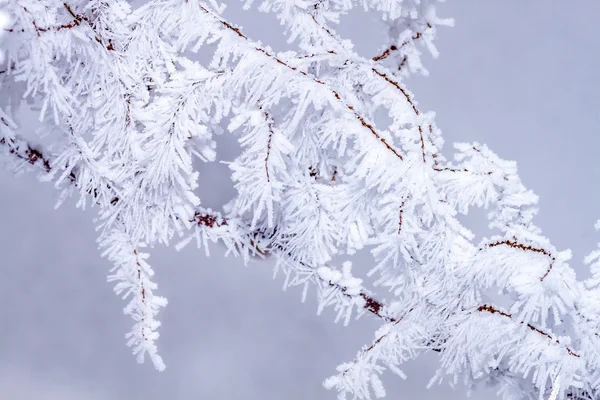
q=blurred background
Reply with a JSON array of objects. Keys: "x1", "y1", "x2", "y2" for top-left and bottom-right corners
[{"x1": 1, "y1": 1, "x2": 599, "y2": 399}]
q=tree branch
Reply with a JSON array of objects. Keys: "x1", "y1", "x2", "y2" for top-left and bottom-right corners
[
  {"x1": 0, "y1": 129, "x2": 401, "y2": 327},
  {"x1": 0, "y1": 133, "x2": 52, "y2": 173},
  {"x1": 372, "y1": 27, "x2": 431, "y2": 62},
  {"x1": 192, "y1": 210, "x2": 397, "y2": 323},
  {"x1": 196, "y1": 4, "x2": 405, "y2": 161},
  {"x1": 477, "y1": 304, "x2": 579, "y2": 357},
  {"x1": 486, "y1": 239, "x2": 556, "y2": 282}
]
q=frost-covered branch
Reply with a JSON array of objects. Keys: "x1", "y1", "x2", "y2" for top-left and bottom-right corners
[
  {"x1": 101, "y1": 227, "x2": 167, "y2": 371},
  {"x1": 188, "y1": 209, "x2": 399, "y2": 324},
  {"x1": 0, "y1": 121, "x2": 167, "y2": 369},
  {"x1": 0, "y1": 133, "x2": 51, "y2": 174},
  {"x1": 2, "y1": 0, "x2": 600, "y2": 398}
]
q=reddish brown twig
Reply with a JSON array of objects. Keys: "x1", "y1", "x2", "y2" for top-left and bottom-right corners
[
  {"x1": 359, "y1": 293, "x2": 396, "y2": 323},
  {"x1": 263, "y1": 112, "x2": 275, "y2": 183},
  {"x1": 364, "y1": 312, "x2": 407, "y2": 352},
  {"x1": 337, "y1": 306, "x2": 413, "y2": 378},
  {"x1": 419, "y1": 126, "x2": 426, "y2": 163},
  {"x1": 372, "y1": 30, "x2": 428, "y2": 62},
  {"x1": 370, "y1": 68, "x2": 420, "y2": 116},
  {"x1": 193, "y1": 211, "x2": 228, "y2": 228},
  {"x1": 487, "y1": 240, "x2": 556, "y2": 281},
  {"x1": 62, "y1": 2, "x2": 112, "y2": 49},
  {"x1": 132, "y1": 249, "x2": 150, "y2": 342},
  {"x1": 398, "y1": 201, "x2": 405, "y2": 234},
  {"x1": 372, "y1": 44, "x2": 399, "y2": 62},
  {"x1": 478, "y1": 304, "x2": 579, "y2": 357},
  {"x1": 13, "y1": 4, "x2": 113, "y2": 50},
  {"x1": 0, "y1": 135, "x2": 51, "y2": 173}
]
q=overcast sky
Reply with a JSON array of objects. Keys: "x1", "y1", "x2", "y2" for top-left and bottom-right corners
[{"x1": 1, "y1": 1, "x2": 599, "y2": 399}]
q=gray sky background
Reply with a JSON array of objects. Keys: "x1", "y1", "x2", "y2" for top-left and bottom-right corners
[{"x1": 1, "y1": 1, "x2": 599, "y2": 399}]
